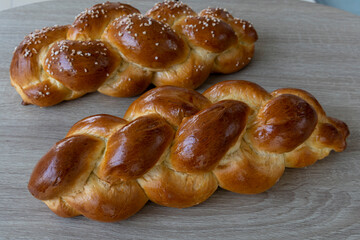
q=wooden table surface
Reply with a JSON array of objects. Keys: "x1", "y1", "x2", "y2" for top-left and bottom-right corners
[{"x1": 0, "y1": 0, "x2": 359, "y2": 239}]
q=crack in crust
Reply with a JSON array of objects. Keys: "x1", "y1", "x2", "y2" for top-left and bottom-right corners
[
  {"x1": 10, "y1": 1, "x2": 258, "y2": 107},
  {"x1": 28, "y1": 80, "x2": 349, "y2": 222}
]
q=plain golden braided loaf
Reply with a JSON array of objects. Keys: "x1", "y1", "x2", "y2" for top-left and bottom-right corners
[
  {"x1": 10, "y1": 1, "x2": 257, "y2": 107},
  {"x1": 28, "y1": 80, "x2": 349, "y2": 222}
]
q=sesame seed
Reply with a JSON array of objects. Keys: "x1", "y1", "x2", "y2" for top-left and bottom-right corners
[
  {"x1": 155, "y1": 56, "x2": 158, "y2": 60},
  {"x1": 24, "y1": 49, "x2": 32, "y2": 57}
]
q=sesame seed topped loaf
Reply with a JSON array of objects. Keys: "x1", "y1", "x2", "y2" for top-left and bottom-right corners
[
  {"x1": 10, "y1": 1, "x2": 258, "y2": 107},
  {"x1": 28, "y1": 80, "x2": 349, "y2": 222}
]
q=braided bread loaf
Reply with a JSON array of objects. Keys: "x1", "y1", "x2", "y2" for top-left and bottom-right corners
[
  {"x1": 10, "y1": 1, "x2": 257, "y2": 107},
  {"x1": 28, "y1": 80, "x2": 349, "y2": 222}
]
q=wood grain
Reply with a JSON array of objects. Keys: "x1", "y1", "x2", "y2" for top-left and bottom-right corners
[{"x1": 0, "y1": 0, "x2": 359, "y2": 239}]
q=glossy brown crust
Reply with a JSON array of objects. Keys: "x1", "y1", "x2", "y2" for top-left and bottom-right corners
[
  {"x1": 20, "y1": 79, "x2": 71, "y2": 107},
  {"x1": 171, "y1": 100, "x2": 249, "y2": 173},
  {"x1": 152, "y1": 50, "x2": 213, "y2": 89},
  {"x1": 28, "y1": 80, "x2": 349, "y2": 221},
  {"x1": 12, "y1": 2, "x2": 257, "y2": 106},
  {"x1": 205, "y1": 80, "x2": 348, "y2": 169},
  {"x1": 214, "y1": 141, "x2": 285, "y2": 194},
  {"x1": 283, "y1": 146, "x2": 319, "y2": 168},
  {"x1": 44, "y1": 197, "x2": 80, "y2": 218},
  {"x1": 28, "y1": 135, "x2": 105, "y2": 200},
  {"x1": 104, "y1": 14, "x2": 189, "y2": 69},
  {"x1": 203, "y1": 80, "x2": 271, "y2": 107},
  {"x1": 271, "y1": 88, "x2": 326, "y2": 117},
  {"x1": 199, "y1": 8, "x2": 258, "y2": 43},
  {"x1": 316, "y1": 120, "x2": 349, "y2": 152},
  {"x1": 10, "y1": 25, "x2": 70, "y2": 107},
  {"x1": 251, "y1": 94, "x2": 318, "y2": 153},
  {"x1": 44, "y1": 40, "x2": 119, "y2": 92},
  {"x1": 66, "y1": 114, "x2": 127, "y2": 138},
  {"x1": 98, "y1": 114, "x2": 174, "y2": 184},
  {"x1": 328, "y1": 117, "x2": 350, "y2": 149},
  {"x1": 67, "y1": 2, "x2": 140, "y2": 40},
  {"x1": 138, "y1": 164, "x2": 218, "y2": 208},
  {"x1": 146, "y1": 0, "x2": 196, "y2": 26},
  {"x1": 97, "y1": 63, "x2": 154, "y2": 97},
  {"x1": 124, "y1": 85, "x2": 211, "y2": 127},
  {"x1": 211, "y1": 45, "x2": 253, "y2": 74},
  {"x1": 10, "y1": 25, "x2": 69, "y2": 87},
  {"x1": 174, "y1": 16, "x2": 237, "y2": 53},
  {"x1": 63, "y1": 176, "x2": 148, "y2": 222},
  {"x1": 270, "y1": 88, "x2": 349, "y2": 155},
  {"x1": 214, "y1": 158, "x2": 282, "y2": 194},
  {"x1": 198, "y1": 8, "x2": 257, "y2": 73}
]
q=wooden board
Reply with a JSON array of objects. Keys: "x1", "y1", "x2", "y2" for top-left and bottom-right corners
[{"x1": 0, "y1": 0, "x2": 359, "y2": 239}]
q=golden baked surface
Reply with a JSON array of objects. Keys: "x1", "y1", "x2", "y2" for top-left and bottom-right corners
[
  {"x1": 28, "y1": 80, "x2": 349, "y2": 222},
  {"x1": 10, "y1": 1, "x2": 257, "y2": 107}
]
